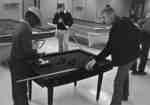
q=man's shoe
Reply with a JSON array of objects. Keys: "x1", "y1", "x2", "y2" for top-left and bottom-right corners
[
  {"x1": 122, "y1": 96, "x2": 128, "y2": 101},
  {"x1": 137, "y1": 71, "x2": 147, "y2": 75},
  {"x1": 131, "y1": 71, "x2": 139, "y2": 75}
]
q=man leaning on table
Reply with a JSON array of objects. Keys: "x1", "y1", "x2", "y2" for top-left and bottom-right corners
[{"x1": 86, "y1": 7, "x2": 140, "y2": 105}]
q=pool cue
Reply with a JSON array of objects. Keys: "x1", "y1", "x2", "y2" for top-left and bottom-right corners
[
  {"x1": 47, "y1": 22, "x2": 57, "y2": 28},
  {"x1": 47, "y1": 22, "x2": 58, "y2": 38},
  {"x1": 47, "y1": 22, "x2": 57, "y2": 35},
  {"x1": 16, "y1": 68, "x2": 77, "y2": 83}
]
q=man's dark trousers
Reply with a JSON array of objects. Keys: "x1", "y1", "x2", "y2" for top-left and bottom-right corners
[
  {"x1": 9, "y1": 60, "x2": 29, "y2": 105},
  {"x1": 131, "y1": 32, "x2": 150, "y2": 73}
]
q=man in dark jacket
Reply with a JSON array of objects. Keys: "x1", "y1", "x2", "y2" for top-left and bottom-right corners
[
  {"x1": 53, "y1": 2, "x2": 73, "y2": 52},
  {"x1": 86, "y1": 7, "x2": 140, "y2": 105},
  {"x1": 9, "y1": 20, "x2": 39, "y2": 105}
]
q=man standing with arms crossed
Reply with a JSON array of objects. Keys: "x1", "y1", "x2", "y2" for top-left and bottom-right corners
[{"x1": 53, "y1": 2, "x2": 73, "y2": 52}]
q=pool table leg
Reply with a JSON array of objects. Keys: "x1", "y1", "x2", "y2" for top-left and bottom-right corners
[
  {"x1": 48, "y1": 87, "x2": 54, "y2": 105},
  {"x1": 28, "y1": 80, "x2": 32, "y2": 101},
  {"x1": 74, "y1": 81, "x2": 77, "y2": 87},
  {"x1": 96, "y1": 72, "x2": 104, "y2": 101}
]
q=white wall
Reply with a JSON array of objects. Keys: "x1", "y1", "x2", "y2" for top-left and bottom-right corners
[
  {"x1": 96, "y1": 0, "x2": 132, "y2": 18},
  {"x1": 0, "y1": 0, "x2": 21, "y2": 20},
  {"x1": 145, "y1": 0, "x2": 150, "y2": 14},
  {"x1": 36, "y1": 0, "x2": 148, "y2": 22},
  {"x1": 85, "y1": 0, "x2": 97, "y2": 21},
  {"x1": 110, "y1": 0, "x2": 132, "y2": 17},
  {"x1": 40, "y1": 0, "x2": 57, "y2": 24},
  {"x1": 72, "y1": 0, "x2": 87, "y2": 19},
  {"x1": 23, "y1": 0, "x2": 34, "y2": 15},
  {"x1": 71, "y1": 0, "x2": 132, "y2": 21},
  {"x1": 96, "y1": 0, "x2": 110, "y2": 21},
  {"x1": 1, "y1": 0, "x2": 149, "y2": 22}
]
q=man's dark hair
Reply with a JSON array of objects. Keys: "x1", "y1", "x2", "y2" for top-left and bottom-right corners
[
  {"x1": 101, "y1": 6, "x2": 115, "y2": 16},
  {"x1": 57, "y1": 3, "x2": 65, "y2": 9},
  {"x1": 25, "y1": 11, "x2": 41, "y2": 27}
]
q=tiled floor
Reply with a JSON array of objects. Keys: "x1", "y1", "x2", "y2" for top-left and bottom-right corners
[{"x1": 0, "y1": 37, "x2": 150, "y2": 105}]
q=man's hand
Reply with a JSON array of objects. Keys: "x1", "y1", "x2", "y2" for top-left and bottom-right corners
[
  {"x1": 65, "y1": 25, "x2": 69, "y2": 29},
  {"x1": 38, "y1": 58, "x2": 49, "y2": 65},
  {"x1": 58, "y1": 18, "x2": 63, "y2": 23},
  {"x1": 85, "y1": 59, "x2": 96, "y2": 71}
]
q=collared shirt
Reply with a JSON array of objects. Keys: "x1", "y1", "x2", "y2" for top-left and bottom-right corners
[{"x1": 53, "y1": 10, "x2": 73, "y2": 30}]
